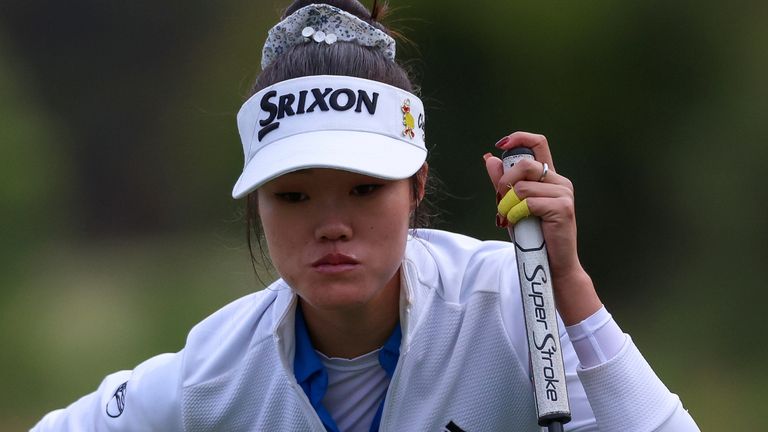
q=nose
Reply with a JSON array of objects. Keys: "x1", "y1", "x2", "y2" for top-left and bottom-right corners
[
  {"x1": 314, "y1": 207, "x2": 353, "y2": 242},
  {"x1": 315, "y1": 223, "x2": 352, "y2": 242}
]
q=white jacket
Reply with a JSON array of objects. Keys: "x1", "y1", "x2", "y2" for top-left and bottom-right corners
[{"x1": 33, "y1": 229, "x2": 699, "y2": 431}]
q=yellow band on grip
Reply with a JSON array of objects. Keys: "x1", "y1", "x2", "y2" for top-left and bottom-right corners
[
  {"x1": 506, "y1": 199, "x2": 531, "y2": 225},
  {"x1": 497, "y1": 188, "x2": 522, "y2": 216}
]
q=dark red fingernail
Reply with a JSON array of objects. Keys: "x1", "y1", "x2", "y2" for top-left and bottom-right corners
[
  {"x1": 495, "y1": 136, "x2": 510, "y2": 148},
  {"x1": 496, "y1": 192, "x2": 502, "y2": 204},
  {"x1": 495, "y1": 214, "x2": 508, "y2": 228}
]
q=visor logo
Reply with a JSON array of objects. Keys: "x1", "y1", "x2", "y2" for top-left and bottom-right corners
[
  {"x1": 418, "y1": 112, "x2": 425, "y2": 141},
  {"x1": 402, "y1": 99, "x2": 415, "y2": 139},
  {"x1": 258, "y1": 87, "x2": 379, "y2": 141}
]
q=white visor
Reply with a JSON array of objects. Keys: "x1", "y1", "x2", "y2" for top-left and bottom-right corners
[{"x1": 232, "y1": 75, "x2": 427, "y2": 198}]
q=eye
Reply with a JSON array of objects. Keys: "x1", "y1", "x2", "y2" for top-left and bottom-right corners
[
  {"x1": 274, "y1": 192, "x2": 308, "y2": 202},
  {"x1": 351, "y1": 184, "x2": 383, "y2": 196}
]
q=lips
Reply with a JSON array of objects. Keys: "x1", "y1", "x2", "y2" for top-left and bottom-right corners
[
  {"x1": 312, "y1": 253, "x2": 360, "y2": 273},
  {"x1": 312, "y1": 253, "x2": 360, "y2": 267}
]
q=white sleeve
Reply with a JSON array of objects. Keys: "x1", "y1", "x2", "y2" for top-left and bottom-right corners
[
  {"x1": 565, "y1": 306, "x2": 625, "y2": 368},
  {"x1": 30, "y1": 352, "x2": 184, "y2": 432},
  {"x1": 557, "y1": 308, "x2": 700, "y2": 432},
  {"x1": 571, "y1": 336, "x2": 700, "y2": 432}
]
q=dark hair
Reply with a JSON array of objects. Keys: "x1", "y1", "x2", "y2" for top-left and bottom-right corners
[{"x1": 244, "y1": 0, "x2": 438, "y2": 278}]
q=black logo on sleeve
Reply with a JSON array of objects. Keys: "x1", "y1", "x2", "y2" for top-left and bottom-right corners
[
  {"x1": 444, "y1": 420, "x2": 466, "y2": 432},
  {"x1": 106, "y1": 381, "x2": 127, "y2": 418}
]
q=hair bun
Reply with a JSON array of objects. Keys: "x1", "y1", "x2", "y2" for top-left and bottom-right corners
[{"x1": 370, "y1": 0, "x2": 390, "y2": 23}]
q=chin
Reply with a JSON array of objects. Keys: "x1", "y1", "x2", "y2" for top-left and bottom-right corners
[
  {"x1": 312, "y1": 294, "x2": 373, "y2": 311},
  {"x1": 301, "y1": 285, "x2": 377, "y2": 311}
]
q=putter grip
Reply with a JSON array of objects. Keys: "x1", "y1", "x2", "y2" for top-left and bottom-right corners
[{"x1": 501, "y1": 148, "x2": 571, "y2": 426}]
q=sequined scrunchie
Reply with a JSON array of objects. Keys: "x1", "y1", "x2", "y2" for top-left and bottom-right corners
[{"x1": 261, "y1": 3, "x2": 397, "y2": 70}]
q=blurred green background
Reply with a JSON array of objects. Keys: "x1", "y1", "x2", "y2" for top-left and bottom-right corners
[{"x1": 1, "y1": 0, "x2": 765, "y2": 429}]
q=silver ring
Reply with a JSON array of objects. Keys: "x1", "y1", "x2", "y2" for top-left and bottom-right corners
[{"x1": 539, "y1": 163, "x2": 549, "y2": 182}]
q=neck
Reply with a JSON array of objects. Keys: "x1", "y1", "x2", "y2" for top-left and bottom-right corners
[{"x1": 299, "y1": 272, "x2": 401, "y2": 359}]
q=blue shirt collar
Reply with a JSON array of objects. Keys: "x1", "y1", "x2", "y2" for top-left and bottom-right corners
[{"x1": 294, "y1": 302, "x2": 401, "y2": 432}]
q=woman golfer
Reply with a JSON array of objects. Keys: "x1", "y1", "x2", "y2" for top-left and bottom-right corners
[{"x1": 33, "y1": 1, "x2": 700, "y2": 430}]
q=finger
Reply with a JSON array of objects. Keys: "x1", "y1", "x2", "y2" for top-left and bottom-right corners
[
  {"x1": 497, "y1": 188, "x2": 522, "y2": 216},
  {"x1": 496, "y1": 158, "x2": 570, "y2": 192},
  {"x1": 504, "y1": 186, "x2": 574, "y2": 224},
  {"x1": 513, "y1": 180, "x2": 574, "y2": 201},
  {"x1": 505, "y1": 199, "x2": 531, "y2": 225},
  {"x1": 525, "y1": 196, "x2": 576, "y2": 222},
  {"x1": 483, "y1": 153, "x2": 504, "y2": 190},
  {"x1": 494, "y1": 131, "x2": 555, "y2": 171}
]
